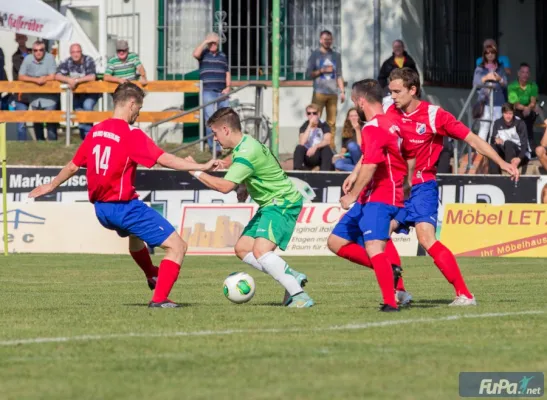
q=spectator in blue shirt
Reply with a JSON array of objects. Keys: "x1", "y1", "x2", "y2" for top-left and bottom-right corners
[
  {"x1": 193, "y1": 33, "x2": 231, "y2": 155},
  {"x1": 56, "y1": 43, "x2": 98, "y2": 139},
  {"x1": 476, "y1": 38, "x2": 511, "y2": 76}
]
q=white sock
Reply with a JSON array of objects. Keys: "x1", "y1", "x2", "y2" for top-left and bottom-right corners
[
  {"x1": 242, "y1": 252, "x2": 266, "y2": 273},
  {"x1": 257, "y1": 252, "x2": 303, "y2": 296}
]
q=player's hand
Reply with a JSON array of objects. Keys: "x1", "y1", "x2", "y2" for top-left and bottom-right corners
[
  {"x1": 236, "y1": 184, "x2": 248, "y2": 202},
  {"x1": 500, "y1": 161, "x2": 520, "y2": 181},
  {"x1": 342, "y1": 173, "x2": 357, "y2": 194},
  {"x1": 306, "y1": 146, "x2": 318, "y2": 157},
  {"x1": 510, "y1": 157, "x2": 521, "y2": 167},
  {"x1": 340, "y1": 192, "x2": 357, "y2": 210},
  {"x1": 403, "y1": 179, "x2": 412, "y2": 200},
  {"x1": 29, "y1": 183, "x2": 53, "y2": 199}
]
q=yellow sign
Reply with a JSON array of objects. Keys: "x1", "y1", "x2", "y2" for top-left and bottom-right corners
[{"x1": 440, "y1": 204, "x2": 547, "y2": 257}]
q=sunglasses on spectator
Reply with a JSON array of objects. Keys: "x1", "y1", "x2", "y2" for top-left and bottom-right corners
[
  {"x1": 117, "y1": 48, "x2": 128, "y2": 53},
  {"x1": 485, "y1": 51, "x2": 496, "y2": 55},
  {"x1": 33, "y1": 48, "x2": 45, "y2": 53},
  {"x1": 307, "y1": 111, "x2": 318, "y2": 115}
]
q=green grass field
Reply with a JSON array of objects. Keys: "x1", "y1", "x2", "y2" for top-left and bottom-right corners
[{"x1": 0, "y1": 255, "x2": 545, "y2": 400}]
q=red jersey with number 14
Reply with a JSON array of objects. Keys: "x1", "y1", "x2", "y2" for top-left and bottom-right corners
[
  {"x1": 358, "y1": 114, "x2": 407, "y2": 207},
  {"x1": 385, "y1": 101, "x2": 469, "y2": 185},
  {"x1": 72, "y1": 118, "x2": 164, "y2": 203}
]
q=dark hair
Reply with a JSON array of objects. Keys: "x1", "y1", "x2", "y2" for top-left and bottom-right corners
[
  {"x1": 480, "y1": 45, "x2": 499, "y2": 68},
  {"x1": 501, "y1": 103, "x2": 514, "y2": 113},
  {"x1": 320, "y1": 30, "x2": 332, "y2": 37},
  {"x1": 389, "y1": 67, "x2": 421, "y2": 96},
  {"x1": 519, "y1": 62, "x2": 530, "y2": 69},
  {"x1": 113, "y1": 82, "x2": 145, "y2": 106},
  {"x1": 351, "y1": 79, "x2": 384, "y2": 104},
  {"x1": 207, "y1": 107, "x2": 241, "y2": 131}
]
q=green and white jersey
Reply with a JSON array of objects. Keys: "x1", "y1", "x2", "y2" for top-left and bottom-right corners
[{"x1": 224, "y1": 135, "x2": 302, "y2": 207}]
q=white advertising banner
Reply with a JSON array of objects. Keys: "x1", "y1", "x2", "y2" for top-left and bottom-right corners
[
  {"x1": 0, "y1": 1, "x2": 73, "y2": 41},
  {"x1": 179, "y1": 203, "x2": 419, "y2": 256},
  {"x1": 0, "y1": 202, "x2": 127, "y2": 254}
]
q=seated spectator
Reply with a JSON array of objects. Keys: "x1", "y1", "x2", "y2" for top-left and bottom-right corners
[
  {"x1": 488, "y1": 103, "x2": 528, "y2": 174},
  {"x1": 534, "y1": 119, "x2": 547, "y2": 172},
  {"x1": 333, "y1": 107, "x2": 362, "y2": 171},
  {"x1": 378, "y1": 40, "x2": 418, "y2": 96},
  {"x1": 11, "y1": 34, "x2": 31, "y2": 140},
  {"x1": 104, "y1": 40, "x2": 147, "y2": 85},
  {"x1": 476, "y1": 38, "x2": 511, "y2": 76},
  {"x1": 56, "y1": 43, "x2": 98, "y2": 140},
  {"x1": 473, "y1": 45, "x2": 507, "y2": 142},
  {"x1": 293, "y1": 104, "x2": 334, "y2": 171},
  {"x1": 18, "y1": 40, "x2": 58, "y2": 141},
  {"x1": 508, "y1": 62, "x2": 538, "y2": 149}
]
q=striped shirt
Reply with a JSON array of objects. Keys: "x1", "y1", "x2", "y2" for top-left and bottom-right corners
[
  {"x1": 105, "y1": 53, "x2": 142, "y2": 80},
  {"x1": 199, "y1": 49, "x2": 228, "y2": 91}
]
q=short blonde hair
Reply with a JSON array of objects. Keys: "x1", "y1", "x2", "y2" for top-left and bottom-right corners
[{"x1": 306, "y1": 103, "x2": 320, "y2": 112}]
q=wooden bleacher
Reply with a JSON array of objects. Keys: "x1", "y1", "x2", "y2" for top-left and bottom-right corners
[{"x1": 0, "y1": 81, "x2": 200, "y2": 124}]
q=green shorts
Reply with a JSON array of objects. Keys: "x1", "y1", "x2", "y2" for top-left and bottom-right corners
[{"x1": 242, "y1": 199, "x2": 303, "y2": 251}]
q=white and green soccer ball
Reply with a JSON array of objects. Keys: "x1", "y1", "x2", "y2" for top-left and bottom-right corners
[{"x1": 223, "y1": 272, "x2": 256, "y2": 304}]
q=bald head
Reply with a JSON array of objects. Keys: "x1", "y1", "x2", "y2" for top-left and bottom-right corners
[{"x1": 70, "y1": 43, "x2": 83, "y2": 63}]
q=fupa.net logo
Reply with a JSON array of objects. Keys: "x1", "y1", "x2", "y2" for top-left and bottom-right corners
[
  {"x1": 460, "y1": 372, "x2": 544, "y2": 398},
  {"x1": 479, "y1": 376, "x2": 541, "y2": 396}
]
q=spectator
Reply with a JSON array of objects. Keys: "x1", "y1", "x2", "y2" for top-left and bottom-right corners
[
  {"x1": 488, "y1": 103, "x2": 528, "y2": 174},
  {"x1": 508, "y1": 62, "x2": 538, "y2": 149},
  {"x1": 104, "y1": 40, "x2": 147, "y2": 85},
  {"x1": 473, "y1": 45, "x2": 507, "y2": 142},
  {"x1": 378, "y1": 40, "x2": 418, "y2": 95},
  {"x1": 306, "y1": 30, "x2": 345, "y2": 149},
  {"x1": 12, "y1": 34, "x2": 31, "y2": 140},
  {"x1": 476, "y1": 38, "x2": 511, "y2": 76},
  {"x1": 293, "y1": 104, "x2": 334, "y2": 171},
  {"x1": 18, "y1": 40, "x2": 58, "y2": 141},
  {"x1": 534, "y1": 120, "x2": 547, "y2": 172},
  {"x1": 0, "y1": 46, "x2": 7, "y2": 110},
  {"x1": 56, "y1": 43, "x2": 98, "y2": 140},
  {"x1": 332, "y1": 107, "x2": 363, "y2": 171},
  {"x1": 192, "y1": 32, "x2": 231, "y2": 155}
]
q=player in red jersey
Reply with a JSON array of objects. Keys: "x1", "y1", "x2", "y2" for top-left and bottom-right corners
[
  {"x1": 386, "y1": 67, "x2": 519, "y2": 306},
  {"x1": 29, "y1": 82, "x2": 222, "y2": 308},
  {"x1": 327, "y1": 79, "x2": 407, "y2": 312}
]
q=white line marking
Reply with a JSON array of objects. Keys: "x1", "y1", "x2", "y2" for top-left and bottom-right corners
[{"x1": 0, "y1": 310, "x2": 543, "y2": 347}]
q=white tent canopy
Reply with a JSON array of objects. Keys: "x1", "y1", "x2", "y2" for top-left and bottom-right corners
[{"x1": 0, "y1": 0, "x2": 73, "y2": 41}]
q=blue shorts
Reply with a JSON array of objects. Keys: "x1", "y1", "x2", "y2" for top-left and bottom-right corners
[
  {"x1": 394, "y1": 180, "x2": 439, "y2": 235},
  {"x1": 94, "y1": 199, "x2": 175, "y2": 248},
  {"x1": 332, "y1": 202, "x2": 401, "y2": 244}
]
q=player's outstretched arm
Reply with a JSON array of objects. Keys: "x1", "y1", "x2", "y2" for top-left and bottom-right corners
[
  {"x1": 464, "y1": 133, "x2": 520, "y2": 180},
  {"x1": 340, "y1": 163, "x2": 377, "y2": 209},
  {"x1": 184, "y1": 155, "x2": 237, "y2": 194},
  {"x1": 156, "y1": 153, "x2": 223, "y2": 172},
  {"x1": 29, "y1": 162, "x2": 80, "y2": 199}
]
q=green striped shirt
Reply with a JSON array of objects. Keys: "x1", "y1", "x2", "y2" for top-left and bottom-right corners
[
  {"x1": 224, "y1": 135, "x2": 302, "y2": 207},
  {"x1": 105, "y1": 53, "x2": 142, "y2": 79}
]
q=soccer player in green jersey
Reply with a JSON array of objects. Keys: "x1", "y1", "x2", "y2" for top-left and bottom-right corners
[{"x1": 187, "y1": 107, "x2": 314, "y2": 308}]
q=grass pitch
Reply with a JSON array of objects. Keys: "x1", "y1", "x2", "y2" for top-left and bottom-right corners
[{"x1": 0, "y1": 255, "x2": 545, "y2": 400}]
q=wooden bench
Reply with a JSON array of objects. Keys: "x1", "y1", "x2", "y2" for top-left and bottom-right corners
[{"x1": 0, "y1": 81, "x2": 200, "y2": 124}]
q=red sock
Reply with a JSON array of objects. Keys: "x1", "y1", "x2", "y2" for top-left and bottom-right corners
[
  {"x1": 385, "y1": 239, "x2": 401, "y2": 266},
  {"x1": 427, "y1": 241, "x2": 472, "y2": 298},
  {"x1": 336, "y1": 243, "x2": 372, "y2": 269},
  {"x1": 371, "y1": 253, "x2": 397, "y2": 308},
  {"x1": 130, "y1": 247, "x2": 158, "y2": 278},
  {"x1": 151, "y1": 259, "x2": 181, "y2": 302},
  {"x1": 396, "y1": 277, "x2": 406, "y2": 292}
]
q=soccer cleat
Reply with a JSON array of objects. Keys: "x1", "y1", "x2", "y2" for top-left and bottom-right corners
[
  {"x1": 148, "y1": 300, "x2": 182, "y2": 308},
  {"x1": 392, "y1": 265, "x2": 403, "y2": 289},
  {"x1": 448, "y1": 294, "x2": 477, "y2": 306},
  {"x1": 147, "y1": 276, "x2": 157, "y2": 290},
  {"x1": 396, "y1": 290, "x2": 413, "y2": 306},
  {"x1": 282, "y1": 269, "x2": 308, "y2": 304},
  {"x1": 286, "y1": 292, "x2": 315, "y2": 308},
  {"x1": 379, "y1": 303, "x2": 400, "y2": 312}
]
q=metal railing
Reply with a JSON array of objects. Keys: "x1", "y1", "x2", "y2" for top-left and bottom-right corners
[
  {"x1": 148, "y1": 82, "x2": 267, "y2": 159},
  {"x1": 454, "y1": 83, "x2": 496, "y2": 173}
]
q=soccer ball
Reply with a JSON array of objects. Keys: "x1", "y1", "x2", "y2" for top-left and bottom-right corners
[{"x1": 223, "y1": 272, "x2": 255, "y2": 304}]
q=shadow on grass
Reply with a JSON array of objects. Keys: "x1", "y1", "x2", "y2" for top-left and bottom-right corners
[{"x1": 123, "y1": 303, "x2": 195, "y2": 307}]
